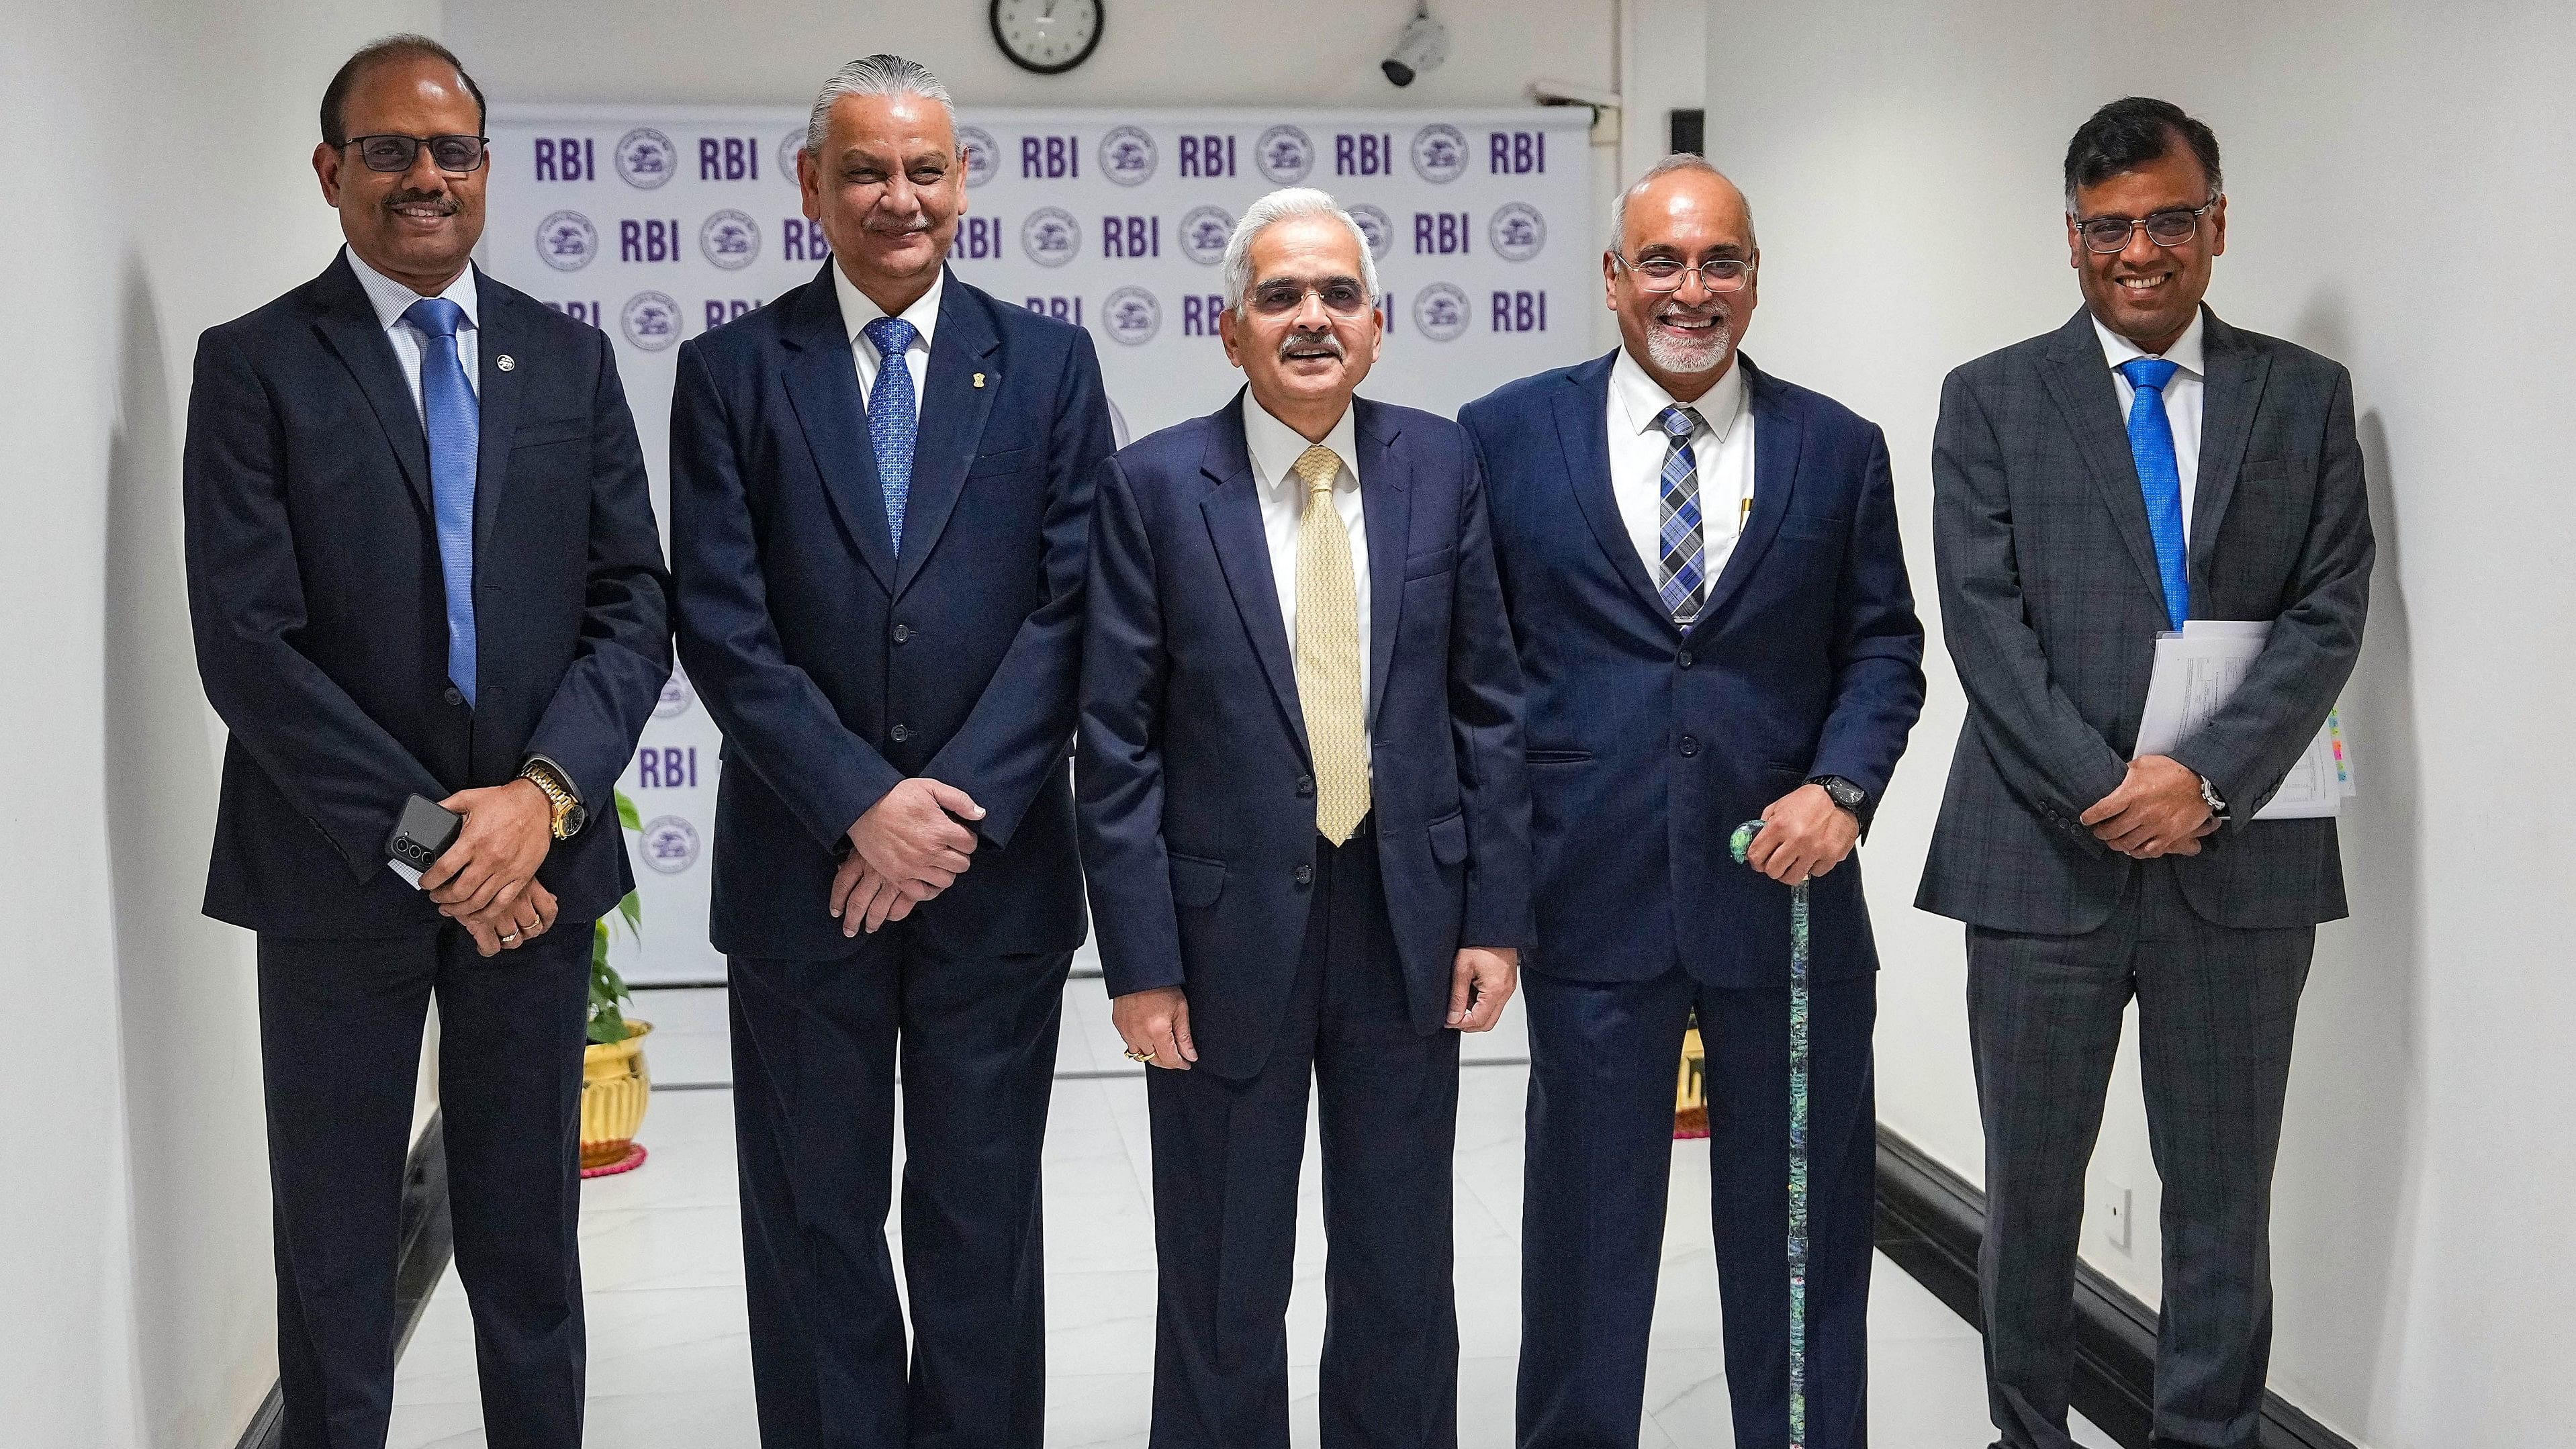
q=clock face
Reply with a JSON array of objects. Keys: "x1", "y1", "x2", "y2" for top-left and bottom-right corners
[{"x1": 991, "y1": 0, "x2": 1105, "y2": 75}]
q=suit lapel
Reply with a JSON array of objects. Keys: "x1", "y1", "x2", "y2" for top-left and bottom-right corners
[
  {"x1": 2188, "y1": 308, "x2": 2270, "y2": 585},
  {"x1": 892, "y1": 271, "x2": 1001, "y2": 598},
  {"x1": 777, "y1": 264, "x2": 896, "y2": 591},
  {"x1": 1695, "y1": 357, "x2": 1799, "y2": 629},
  {"x1": 1354, "y1": 400, "x2": 1412, "y2": 717},
  {"x1": 469, "y1": 271, "x2": 528, "y2": 560},
  {"x1": 2037, "y1": 309, "x2": 2168, "y2": 608},
  {"x1": 1551, "y1": 354, "x2": 1669, "y2": 622},
  {"x1": 309, "y1": 255, "x2": 432, "y2": 518},
  {"x1": 1199, "y1": 400, "x2": 1310, "y2": 762}
]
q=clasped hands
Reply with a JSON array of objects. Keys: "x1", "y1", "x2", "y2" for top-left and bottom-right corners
[
  {"x1": 2081, "y1": 754, "x2": 2220, "y2": 859},
  {"x1": 418, "y1": 780, "x2": 558, "y2": 957},
  {"x1": 1113, "y1": 945, "x2": 1519, "y2": 1071},
  {"x1": 831, "y1": 777, "x2": 988, "y2": 935}
]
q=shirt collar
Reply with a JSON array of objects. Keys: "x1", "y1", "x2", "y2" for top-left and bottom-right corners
[
  {"x1": 1240, "y1": 392, "x2": 1362, "y2": 498},
  {"x1": 833, "y1": 261, "x2": 944, "y2": 355},
  {"x1": 1610, "y1": 344, "x2": 1747, "y2": 442},
  {"x1": 2092, "y1": 306, "x2": 2207, "y2": 380},
  {"x1": 345, "y1": 246, "x2": 478, "y2": 334}
]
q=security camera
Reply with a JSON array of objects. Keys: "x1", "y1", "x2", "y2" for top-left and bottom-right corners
[{"x1": 1383, "y1": 9, "x2": 1450, "y2": 87}]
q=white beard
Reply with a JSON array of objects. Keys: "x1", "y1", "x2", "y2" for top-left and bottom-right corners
[{"x1": 1645, "y1": 316, "x2": 1734, "y2": 375}]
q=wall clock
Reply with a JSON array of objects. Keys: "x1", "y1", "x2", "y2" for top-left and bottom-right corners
[{"x1": 991, "y1": 0, "x2": 1105, "y2": 75}]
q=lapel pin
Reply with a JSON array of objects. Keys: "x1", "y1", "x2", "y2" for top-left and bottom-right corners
[
  {"x1": 496, "y1": 355, "x2": 516, "y2": 372},
  {"x1": 972, "y1": 372, "x2": 986, "y2": 388}
]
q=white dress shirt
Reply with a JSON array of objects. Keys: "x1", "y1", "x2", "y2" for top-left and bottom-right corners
[
  {"x1": 1241, "y1": 394, "x2": 1372, "y2": 722},
  {"x1": 1606, "y1": 346, "x2": 1755, "y2": 592},
  {"x1": 2094, "y1": 309, "x2": 2206, "y2": 535},
  {"x1": 346, "y1": 246, "x2": 479, "y2": 420},
  {"x1": 833, "y1": 261, "x2": 941, "y2": 416}
]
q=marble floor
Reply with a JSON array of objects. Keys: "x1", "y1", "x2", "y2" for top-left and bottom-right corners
[{"x1": 387, "y1": 961, "x2": 2117, "y2": 1448}]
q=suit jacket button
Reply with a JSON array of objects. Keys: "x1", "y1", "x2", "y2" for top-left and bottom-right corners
[
  {"x1": 1295, "y1": 775, "x2": 1315, "y2": 797},
  {"x1": 1677, "y1": 649, "x2": 1694, "y2": 669},
  {"x1": 1679, "y1": 735, "x2": 1700, "y2": 757},
  {"x1": 443, "y1": 686, "x2": 464, "y2": 706},
  {"x1": 890, "y1": 724, "x2": 912, "y2": 743},
  {"x1": 892, "y1": 623, "x2": 912, "y2": 645},
  {"x1": 1293, "y1": 864, "x2": 1314, "y2": 887}
]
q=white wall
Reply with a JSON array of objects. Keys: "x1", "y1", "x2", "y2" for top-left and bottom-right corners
[
  {"x1": 0, "y1": 0, "x2": 439, "y2": 1443},
  {"x1": 1703, "y1": 3, "x2": 2576, "y2": 1444}
]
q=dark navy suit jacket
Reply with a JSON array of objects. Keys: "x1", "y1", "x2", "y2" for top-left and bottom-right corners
[
  {"x1": 671, "y1": 265, "x2": 1115, "y2": 960},
  {"x1": 1460, "y1": 353, "x2": 1924, "y2": 988},
  {"x1": 183, "y1": 254, "x2": 672, "y2": 937},
  {"x1": 1076, "y1": 394, "x2": 1534, "y2": 1079}
]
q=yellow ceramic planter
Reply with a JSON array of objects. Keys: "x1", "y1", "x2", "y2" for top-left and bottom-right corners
[
  {"x1": 1674, "y1": 1025, "x2": 1708, "y2": 1137},
  {"x1": 580, "y1": 1019, "x2": 652, "y2": 1170}
]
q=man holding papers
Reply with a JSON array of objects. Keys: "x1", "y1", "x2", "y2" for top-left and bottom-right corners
[{"x1": 1917, "y1": 97, "x2": 2374, "y2": 1449}]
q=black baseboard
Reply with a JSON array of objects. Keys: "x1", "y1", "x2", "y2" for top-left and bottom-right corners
[
  {"x1": 235, "y1": 1111, "x2": 454, "y2": 1449},
  {"x1": 1873, "y1": 1128, "x2": 2354, "y2": 1449}
]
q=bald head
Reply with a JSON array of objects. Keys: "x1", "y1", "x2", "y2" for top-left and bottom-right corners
[{"x1": 1610, "y1": 156, "x2": 1755, "y2": 255}]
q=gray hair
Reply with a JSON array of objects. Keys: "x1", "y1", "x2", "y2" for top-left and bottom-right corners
[
  {"x1": 1609, "y1": 153, "x2": 1757, "y2": 252},
  {"x1": 1220, "y1": 187, "x2": 1382, "y2": 310},
  {"x1": 804, "y1": 54, "x2": 955, "y2": 155}
]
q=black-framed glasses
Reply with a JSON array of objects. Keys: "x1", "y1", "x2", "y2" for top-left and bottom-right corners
[
  {"x1": 2074, "y1": 195, "x2": 2219, "y2": 253},
  {"x1": 344, "y1": 134, "x2": 489, "y2": 175},
  {"x1": 1611, "y1": 252, "x2": 1753, "y2": 294},
  {"x1": 1245, "y1": 277, "x2": 1373, "y2": 317}
]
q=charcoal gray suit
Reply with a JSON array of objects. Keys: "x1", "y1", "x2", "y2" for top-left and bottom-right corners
[{"x1": 1918, "y1": 305, "x2": 2373, "y2": 1449}]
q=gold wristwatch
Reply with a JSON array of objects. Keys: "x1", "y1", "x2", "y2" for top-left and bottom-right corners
[{"x1": 519, "y1": 758, "x2": 587, "y2": 841}]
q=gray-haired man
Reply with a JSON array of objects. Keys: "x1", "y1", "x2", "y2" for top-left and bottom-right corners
[{"x1": 668, "y1": 55, "x2": 1114, "y2": 1446}]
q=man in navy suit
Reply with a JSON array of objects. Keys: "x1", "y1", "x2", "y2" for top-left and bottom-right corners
[
  {"x1": 1078, "y1": 187, "x2": 1530, "y2": 1448},
  {"x1": 183, "y1": 37, "x2": 670, "y2": 1447},
  {"x1": 1461, "y1": 156, "x2": 1925, "y2": 1449},
  {"x1": 668, "y1": 55, "x2": 1115, "y2": 1448}
]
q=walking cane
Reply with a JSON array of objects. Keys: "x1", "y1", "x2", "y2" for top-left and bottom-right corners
[{"x1": 1731, "y1": 819, "x2": 1809, "y2": 1449}]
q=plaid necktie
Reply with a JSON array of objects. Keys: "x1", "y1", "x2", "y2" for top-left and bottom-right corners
[
  {"x1": 1654, "y1": 404, "x2": 1708, "y2": 624},
  {"x1": 1291, "y1": 444, "x2": 1370, "y2": 845}
]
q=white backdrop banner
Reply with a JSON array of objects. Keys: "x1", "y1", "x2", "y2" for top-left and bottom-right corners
[{"x1": 478, "y1": 103, "x2": 1597, "y2": 984}]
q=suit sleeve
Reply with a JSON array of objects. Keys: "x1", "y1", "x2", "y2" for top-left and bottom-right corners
[
  {"x1": 923, "y1": 328, "x2": 1117, "y2": 847},
  {"x1": 1072, "y1": 458, "x2": 1185, "y2": 997},
  {"x1": 183, "y1": 326, "x2": 447, "y2": 880},
  {"x1": 1447, "y1": 445, "x2": 1534, "y2": 949},
  {"x1": 1805, "y1": 423, "x2": 1927, "y2": 816},
  {"x1": 523, "y1": 330, "x2": 674, "y2": 810},
  {"x1": 2168, "y1": 366, "x2": 2374, "y2": 827},
  {"x1": 1931, "y1": 366, "x2": 2132, "y2": 827},
  {"x1": 670, "y1": 338, "x2": 905, "y2": 850}
]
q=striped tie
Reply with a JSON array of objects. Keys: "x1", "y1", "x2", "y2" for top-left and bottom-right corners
[
  {"x1": 1291, "y1": 444, "x2": 1371, "y2": 845},
  {"x1": 1655, "y1": 404, "x2": 1708, "y2": 624}
]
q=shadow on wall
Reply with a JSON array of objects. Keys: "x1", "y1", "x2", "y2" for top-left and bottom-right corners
[
  {"x1": 2262, "y1": 283, "x2": 2428, "y2": 1438},
  {"x1": 103, "y1": 252, "x2": 276, "y2": 1444}
]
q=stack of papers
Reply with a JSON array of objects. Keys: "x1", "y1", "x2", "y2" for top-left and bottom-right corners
[{"x1": 2133, "y1": 620, "x2": 2358, "y2": 821}]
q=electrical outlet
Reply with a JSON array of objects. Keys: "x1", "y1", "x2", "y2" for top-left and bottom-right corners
[{"x1": 2093, "y1": 1181, "x2": 2133, "y2": 1254}]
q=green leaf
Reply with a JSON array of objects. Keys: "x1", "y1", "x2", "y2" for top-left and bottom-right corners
[{"x1": 616, "y1": 789, "x2": 642, "y2": 832}]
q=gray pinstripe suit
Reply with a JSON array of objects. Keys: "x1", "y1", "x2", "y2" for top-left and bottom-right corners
[{"x1": 1918, "y1": 306, "x2": 2373, "y2": 1449}]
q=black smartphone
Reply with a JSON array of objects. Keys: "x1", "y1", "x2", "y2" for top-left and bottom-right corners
[{"x1": 385, "y1": 794, "x2": 465, "y2": 888}]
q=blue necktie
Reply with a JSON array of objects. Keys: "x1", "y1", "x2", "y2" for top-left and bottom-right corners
[
  {"x1": 862, "y1": 316, "x2": 919, "y2": 555},
  {"x1": 1653, "y1": 404, "x2": 1708, "y2": 624},
  {"x1": 2118, "y1": 357, "x2": 2190, "y2": 629},
  {"x1": 404, "y1": 297, "x2": 479, "y2": 706}
]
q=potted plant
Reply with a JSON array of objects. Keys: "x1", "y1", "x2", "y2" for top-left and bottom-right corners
[{"x1": 579, "y1": 791, "x2": 651, "y2": 1176}]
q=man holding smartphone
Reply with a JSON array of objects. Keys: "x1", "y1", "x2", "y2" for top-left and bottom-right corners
[{"x1": 183, "y1": 36, "x2": 669, "y2": 1446}]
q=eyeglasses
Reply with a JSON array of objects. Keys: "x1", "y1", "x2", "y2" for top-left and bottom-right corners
[
  {"x1": 344, "y1": 134, "x2": 489, "y2": 175},
  {"x1": 1611, "y1": 252, "x2": 1754, "y2": 294},
  {"x1": 2074, "y1": 195, "x2": 2219, "y2": 253},
  {"x1": 1244, "y1": 277, "x2": 1374, "y2": 317}
]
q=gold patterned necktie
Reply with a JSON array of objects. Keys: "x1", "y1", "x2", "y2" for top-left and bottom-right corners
[{"x1": 1291, "y1": 444, "x2": 1371, "y2": 844}]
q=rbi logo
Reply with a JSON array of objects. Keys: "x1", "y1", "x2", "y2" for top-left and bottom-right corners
[
  {"x1": 1413, "y1": 283, "x2": 1471, "y2": 341},
  {"x1": 1410, "y1": 124, "x2": 1468, "y2": 183},
  {"x1": 1178, "y1": 205, "x2": 1234, "y2": 265},
  {"x1": 700, "y1": 209, "x2": 761, "y2": 269},
  {"x1": 615, "y1": 127, "x2": 678, "y2": 189},
  {"x1": 1103, "y1": 286, "x2": 1161, "y2": 345},
  {"x1": 1099, "y1": 125, "x2": 1157, "y2": 186},
  {"x1": 621, "y1": 291, "x2": 683, "y2": 350},
  {"x1": 1346, "y1": 203, "x2": 1395, "y2": 260},
  {"x1": 1255, "y1": 125, "x2": 1315, "y2": 183},
  {"x1": 535, "y1": 210, "x2": 598, "y2": 271},
  {"x1": 958, "y1": 125, "x2": 1000, "y2": 187},
  {"x1": 777, "y1": 130, "x2": 806, "y2": 185},
  {"x1": 640, "y1": 815, "x2": 701, "y2": 874},
  {"x1": 1489, "y1": 203, "x2": 1547, "y2": 261},
  {"x1": 653, "y1": 669, "x2": 694, "y2": 718},
  {"x1": 1021, "y1": 206, "x2": 1080, "y2": 267}
]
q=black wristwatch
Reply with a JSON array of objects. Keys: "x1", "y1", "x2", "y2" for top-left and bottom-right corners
[{"x1": 1809, "y1": 774, "x2": 1868, "y2": 817}]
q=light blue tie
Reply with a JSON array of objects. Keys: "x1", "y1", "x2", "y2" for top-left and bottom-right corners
[
  {"x1": 2118, "y1": 357, "x2": 2190, "y2": 630},
  {"x1": 404, "y1": 297, "x2": 479, "y2": 706},
  {"x1": 862, "y1": 316, "x2": 919, "y2": 554},
  {"x1": 1653, "y1": 404, "x2": 1708, "y2": 624}
]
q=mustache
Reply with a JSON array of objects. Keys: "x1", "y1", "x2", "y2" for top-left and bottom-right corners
[
  {"x1": 1277, "y1": 329, "x2": 1345, "y2": 361},
  {"x1": 382, "y1": 188, "x2": 457, "y2": 215},
  {"x1": 1653, "y1": 297, "x2": 1730, "y2": 326}
]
